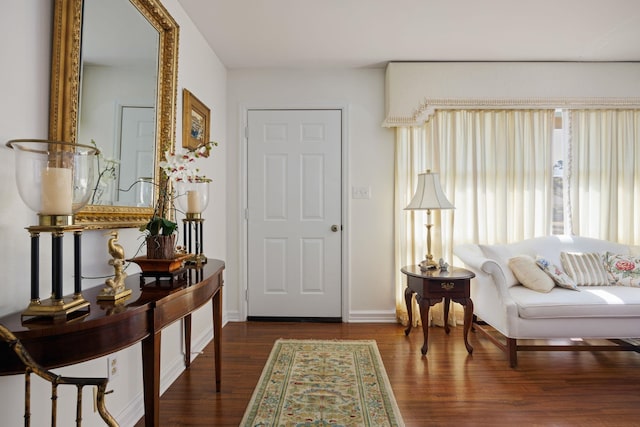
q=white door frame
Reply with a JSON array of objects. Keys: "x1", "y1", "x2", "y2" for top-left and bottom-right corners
[{"x1": 238, "y1": 104, "x2": 350, "y2": 321}]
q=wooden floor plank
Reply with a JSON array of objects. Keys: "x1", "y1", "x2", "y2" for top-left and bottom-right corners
[{"x1": 135, "y1": 321, "x2": 640, "y2": 426}]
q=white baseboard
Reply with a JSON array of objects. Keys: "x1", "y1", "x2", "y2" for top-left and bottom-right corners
[
  {"x1": 115, "y1": 395, "x2": 144, "y2": 427},
  {"x1": 224, "y1": 310, "x2": 242, "y2": 322},
  {"x1": 347, "y1": 310, "x2": 398, "y2": 323},
  {"x1": 225, "y1": 309, "x2": 398, "y2": 323}
]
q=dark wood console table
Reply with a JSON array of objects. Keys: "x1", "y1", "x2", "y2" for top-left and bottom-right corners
[
  {"x1": 0, "y1": 259, "x2": 224, "y2": 427},
  {"x1": 402, "y1": 265, "x2": 475, "y2": 355}
]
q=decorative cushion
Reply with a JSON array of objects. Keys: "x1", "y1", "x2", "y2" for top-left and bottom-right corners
[
  {"x1": 535, "y1": 256, "x2": 579, "y2": 291},
  {"x1": 603, "y1": 252, "x2": 640, "y2": 287},
  {"x1": 560, "y1": 252, "x2": 611, "y2": 286},
  {"x1": 508, "y1": 255, "x2": 555, "y2": 293}
]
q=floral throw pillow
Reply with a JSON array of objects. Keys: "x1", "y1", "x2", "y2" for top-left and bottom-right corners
[
  {"x1": 535, "y1": 256, "x2": 580, "y2": 291},
  {"x1": 603, "y1": 252, "x2": 640, "y2": 287}
]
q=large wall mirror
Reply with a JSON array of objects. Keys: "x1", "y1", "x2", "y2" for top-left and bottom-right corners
[{"x1": 49, "y1": 0, "x2": 179, "y2": 229}]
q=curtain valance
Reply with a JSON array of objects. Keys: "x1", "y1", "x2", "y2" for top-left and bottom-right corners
[{"x1": 383, "y1": 62, "x2": 640, "y2": 127}]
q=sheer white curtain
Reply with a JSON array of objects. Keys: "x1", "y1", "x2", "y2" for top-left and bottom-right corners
[
  {"x1": 568, "y1": 110, "x2": 640, "y2": 244},
  {"x1": 395, "y1": 109, "x2": 555, "y2": 325}
]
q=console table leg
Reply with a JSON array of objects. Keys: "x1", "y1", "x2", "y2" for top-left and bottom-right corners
[
  {"x1": 142, "y1": 331, "x2": 161, "y2": 427},
  {"x1": 213, "y1": 284, "x2": 222, "y2": 392},
  {"x1": 184, "y1": 314, "x2": 192, "y2": 368}
]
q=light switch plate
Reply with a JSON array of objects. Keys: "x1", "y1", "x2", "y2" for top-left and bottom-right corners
[{"x1": 352, "y1": 186, "x2": 371, "y2": 199}]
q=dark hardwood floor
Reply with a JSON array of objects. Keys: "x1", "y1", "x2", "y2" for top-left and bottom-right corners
[{"x1": 135, "y1": 321, "x2": 640, "y2": 426}]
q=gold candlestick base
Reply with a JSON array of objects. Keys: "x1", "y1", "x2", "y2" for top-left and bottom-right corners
[
  {"x1": 22, "y1": 294, "x2": 90, "y2": 321},
  {"x1": 186, "y1": 253, "x2": 208, "y2": 266},
  {"x1": 97, "y1": 288, "x2": 132, "y2": 302},
  {"x1": 38, "y1": 214, "x2": 74, "y2": 227}
]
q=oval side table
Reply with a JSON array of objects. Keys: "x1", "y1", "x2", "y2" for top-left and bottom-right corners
[{"x1": 401, "y1": 265, "x2": 476, "y2": 355}]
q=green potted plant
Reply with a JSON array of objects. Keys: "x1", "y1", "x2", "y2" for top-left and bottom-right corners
[
  {"x1": 141, "y1": 216, "x2": 178, "y2": 259},
  {"x1": 140, "y1": 177, "x2": 179, "y2": 259}
]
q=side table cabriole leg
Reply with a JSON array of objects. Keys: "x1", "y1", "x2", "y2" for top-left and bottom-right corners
[
  {"x1": 404, "y1": 287, "x2": 415, "y2": 336},
  {"x1": 418, "y1": 298, "x2": 431, "y2": 355},
  {"x1": 443, "y1": 297, "x2": 451, "y2": 335},
  {"x1": 463, "y1": 298, "x2": 474, "y2": 354},
  {"x1": 452, "y1": 296, "x2": 474, "y2": 354}
]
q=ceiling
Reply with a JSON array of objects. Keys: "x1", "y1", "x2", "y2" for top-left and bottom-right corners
[{"x1": 177, "y1": 0, "x2": 640, "y2": 69}]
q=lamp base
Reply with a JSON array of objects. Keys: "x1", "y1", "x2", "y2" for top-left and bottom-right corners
[
  {"x1": 419, "y1": 258, "x2": 438, "y2": 272},
  {"x1": 21, "y1": 294, "x2": 90, "y2": 321}
]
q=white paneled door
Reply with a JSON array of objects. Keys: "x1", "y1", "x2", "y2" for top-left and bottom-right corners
[
  {"x1": 247, "y1": 109, "x2": 342, "y2": 318},
  {"x1": 117, "y1": 106, "x2": 155, "y2": 205}
]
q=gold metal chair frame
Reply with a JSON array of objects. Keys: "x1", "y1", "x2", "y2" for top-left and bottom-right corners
[{"x1": 0, "y1": 325, "x2": 118, "y2": 426}]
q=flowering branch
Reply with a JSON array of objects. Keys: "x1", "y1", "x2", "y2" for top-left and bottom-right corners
[
  {"x1": 159, "y1": 141, "x2": 217, "y2": 183},
  {"x1": 141, "y1": 141, "x2": 218, "y2": 236}
]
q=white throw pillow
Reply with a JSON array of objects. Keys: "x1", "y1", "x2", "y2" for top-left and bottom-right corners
[
  {"x1": 535, "y1": 256, "x2": 579, "y2": 291},
  {"x1": 560, "y1": 252, "x2": 611, "y2": 286},
  {"x1": 603, "y1": 252, "x2": 640, "y2": 287},
  {"x1": 508, "y1": 255, "x2": 555, "y2": 293}
]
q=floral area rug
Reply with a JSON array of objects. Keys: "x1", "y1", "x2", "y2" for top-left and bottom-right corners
[{"x1": 240, "y1": 339, "x2": 405, "y2": 427}]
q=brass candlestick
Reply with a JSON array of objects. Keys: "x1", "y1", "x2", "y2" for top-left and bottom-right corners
[
  {"x1": 183, "y1": 214, "x2": 207, "y2": 265},
  {"x1": 7, "y1": 140, "x2": 99, "y2": 321},
  {"x1": 22, "y1": 222, "x2": 90, "y2": 320}
]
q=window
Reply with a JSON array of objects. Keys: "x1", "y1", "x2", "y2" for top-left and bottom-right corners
[{"x1": 551, "y1": 109, "x2": 566, "y2": 235}]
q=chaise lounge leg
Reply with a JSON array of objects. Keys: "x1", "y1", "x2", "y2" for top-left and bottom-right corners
[{"x1": 507, "y1": 338, "x2": 518, "y2": 368}]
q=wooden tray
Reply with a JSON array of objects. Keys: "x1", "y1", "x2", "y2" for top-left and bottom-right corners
[{"x1": 127, "y1": 254, "x2": 191, "y2": 273}]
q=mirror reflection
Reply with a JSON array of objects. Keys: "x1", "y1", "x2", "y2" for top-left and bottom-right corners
[{"x1": 78, "y1": 0, "x2": 159, "y2": 207}]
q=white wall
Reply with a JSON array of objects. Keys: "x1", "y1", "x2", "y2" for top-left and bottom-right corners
[
  {"x1": 226, "y1": 69, "x2": 396, "y2": 322},
  {"x1": 0, "y1": 1, "x2": 226, "y2": 425}
]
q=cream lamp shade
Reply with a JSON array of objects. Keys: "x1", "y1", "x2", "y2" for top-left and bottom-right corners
[{"x1": 405, "y1": 171, "x2": 454, "y2": 211}]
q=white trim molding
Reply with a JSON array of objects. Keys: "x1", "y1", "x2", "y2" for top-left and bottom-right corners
[{"x1": 383, "y1": 62, "x2": 640, "y2": 127}]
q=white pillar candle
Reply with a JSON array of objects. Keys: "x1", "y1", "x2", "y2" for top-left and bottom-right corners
[
  {"x1": 41, "y1": 167, "x2": 73, "y2": 215},
  {"x1": 187, "y1": 190, "x2": 201, "y2": 213}
]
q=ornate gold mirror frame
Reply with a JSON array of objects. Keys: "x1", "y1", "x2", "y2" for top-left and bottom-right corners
[{"x1": 49, "y1": 0, "x2": 179, "y2": 229}]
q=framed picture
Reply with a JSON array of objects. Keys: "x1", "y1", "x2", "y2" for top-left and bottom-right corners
[{"x1": 182, "y1": 89, "x2": 210, "y2": 155}]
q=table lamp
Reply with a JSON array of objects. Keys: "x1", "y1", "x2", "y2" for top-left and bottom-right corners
[{"x1": 405, "y1": 170, "x2": 454, "y2": 271}]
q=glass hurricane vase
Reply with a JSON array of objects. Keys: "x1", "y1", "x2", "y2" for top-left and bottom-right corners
[
  {"x1": 6, "y1": 139, "x2": 98, "y2": 226},
  {"x1": 175, "y1": 181, "x2": 210, "y2": 218}
]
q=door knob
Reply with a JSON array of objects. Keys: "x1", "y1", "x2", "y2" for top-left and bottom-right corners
[{"x1": 331, "y1": 225, "x2": 340, "y2": 232}]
